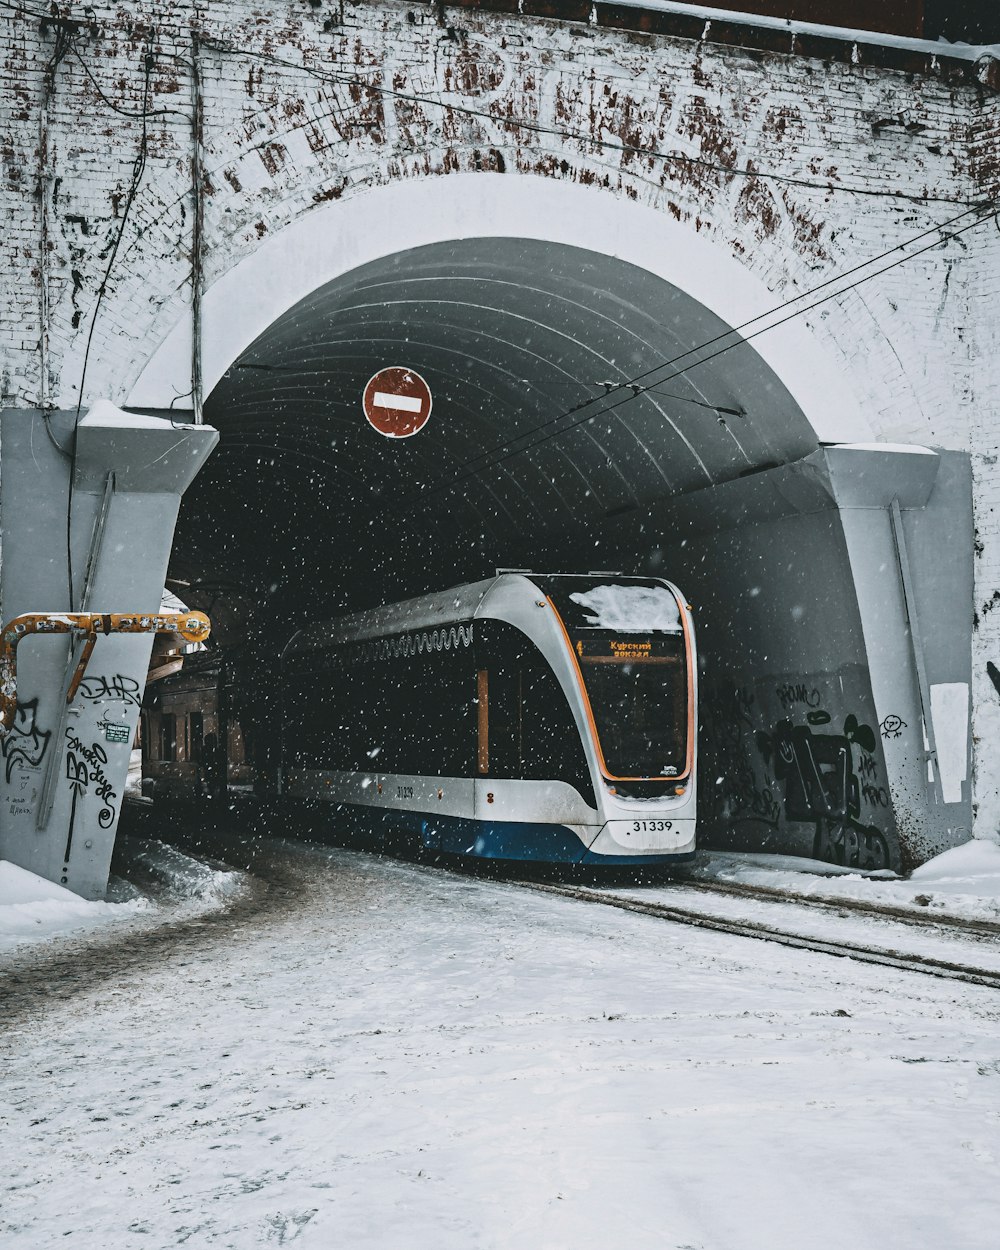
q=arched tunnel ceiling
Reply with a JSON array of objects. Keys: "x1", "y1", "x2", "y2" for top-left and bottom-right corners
[{"x1": 176, "y1": 237, "x2": 819, "y2": 629}]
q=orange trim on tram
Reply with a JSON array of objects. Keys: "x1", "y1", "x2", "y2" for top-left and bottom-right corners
[{"x1": 545, "y1": 589, "x2": 695, "y2": 785}]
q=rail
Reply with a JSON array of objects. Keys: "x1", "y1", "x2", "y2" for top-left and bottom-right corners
[
  {"x1": 0, "y1": 611, "x2": 212, "y2": 733},
  {"x1": 519, "y1": 880, "x2": 1000, "y2": 990}
]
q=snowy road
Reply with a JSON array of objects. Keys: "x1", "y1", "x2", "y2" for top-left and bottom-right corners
[{"x1": 3, "y1": 838, "x2": 1000, "y2": 1249}]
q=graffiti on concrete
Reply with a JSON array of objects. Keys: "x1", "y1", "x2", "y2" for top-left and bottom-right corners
[
  {"x1": 755, "y1": 714, "x2": 891, "y2": 869},
  {"x1": 880, "y1": 714, "x2": 907, "y2": 739},
  {"x1": 77, "y1": 673, "x2": 142, "y2": 708},
  {"x1": 64, "y1": 729, "x2": 119, "y2": 834},
  {"x1": 857, "y1": 750, "x2": 891, "y2": 807},
  {"x1": 64, "y1": 748, "x2": 89, "y2": 863},
  {"x1": 987, "y1": 661, "x2": 1000, "y2": 700},
  {"x1": 1, "y1": 698, "x2": 52, "y2": 784},
  {"x1": 702, "y1": 679, "x2": 780, "y2": 829},
  {"x1": 775, "y1": 683, "x2": 822, "y2": 711}
]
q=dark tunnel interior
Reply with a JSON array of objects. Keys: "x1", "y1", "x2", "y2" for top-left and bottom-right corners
[
  {"x1": 151, "y1": 234, "x2": 963, "y2": 874},
  {"x1": 171, "y1": 236, "x2": 819, "y2": 654}
]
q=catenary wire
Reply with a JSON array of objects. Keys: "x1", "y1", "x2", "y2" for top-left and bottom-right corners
[
  {"x1": 372, "y1": 200, "x2": 994, "y2": 504},
  {"x1": 394, "y1": 205, "x2": 996, "y2": 511},
  {"x1": 408, "y1": 198, "x2": 988, "y2": 480}
]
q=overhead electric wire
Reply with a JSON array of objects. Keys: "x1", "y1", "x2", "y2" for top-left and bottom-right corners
[
  {"x1": 379, "y1": 199, "x2": 995, "y2": 511},
  {"x1": 410, "y1": 207, "x2": 996, "y2": 508}
]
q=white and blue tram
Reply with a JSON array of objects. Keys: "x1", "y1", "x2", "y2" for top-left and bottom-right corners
[{"x1": 279, "y1": 573, "x2": 697, "y2": 866}]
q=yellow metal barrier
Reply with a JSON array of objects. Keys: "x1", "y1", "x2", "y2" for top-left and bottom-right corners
[{"x1": 0, "y1": 611, "x2": 211, "y2": 733}]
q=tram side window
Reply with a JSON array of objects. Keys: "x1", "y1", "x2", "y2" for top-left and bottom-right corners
[
  {"x1": 475, "y1": 620, "x2": 593, "y2": 804},
  {"x1": 283, "y1": 641, "x2": 476, "y2": 777},
  {"x1": 381, "y1": 645, "x2": 475, "y2": 777},
  {"x1": 283, "y1": 669, "x2": 339, "y2": 769}
]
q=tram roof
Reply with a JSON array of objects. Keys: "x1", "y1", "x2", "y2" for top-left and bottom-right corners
[
  {"x1": 286, "y1": 575, "x2": 503, "y2": 653},
  {"x1": 284, "y1": 572, "x2": 681, "y2": 655}
]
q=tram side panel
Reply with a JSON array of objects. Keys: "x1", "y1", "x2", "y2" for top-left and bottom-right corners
[
  {"x1": 280, "y1": 575, "x2": 696, "y2": 865},
  {"x1": 281, "y1": 624, "x2": 598, "y2": 860}
]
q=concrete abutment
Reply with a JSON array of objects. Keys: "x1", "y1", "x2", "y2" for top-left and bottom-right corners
[{"x1": 2, "y1": 1, "x2": 997, "y2": 891}]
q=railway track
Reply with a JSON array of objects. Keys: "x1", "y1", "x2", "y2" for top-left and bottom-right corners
[
  {"x1": 679, "y1": 876, "x2": 1000, "y2": 939},
  {"x1": 521, "y1": 880, "x2": 1000, "y2": 990}
]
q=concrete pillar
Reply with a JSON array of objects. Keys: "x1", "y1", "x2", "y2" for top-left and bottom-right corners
[
  {"x1": 0, "y1": 403, "x2": 217, "y2": 898},
  {"x1": 610, "y1": 443, "x2": 972, "y2": 872}
]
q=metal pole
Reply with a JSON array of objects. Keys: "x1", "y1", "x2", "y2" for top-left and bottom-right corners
[
  {"x1": 889, "y1": 496, "x2": 940, "y2": 801},
  {"x1": 191, "y1": 32, "x2": 205, "y2": 425}
]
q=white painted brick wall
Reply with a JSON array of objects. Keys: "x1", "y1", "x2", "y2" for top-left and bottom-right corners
[{"x1": 3, "y1": 0, "x2": 1000, "y2": 828}]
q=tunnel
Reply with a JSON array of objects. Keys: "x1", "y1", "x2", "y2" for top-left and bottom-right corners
[
  {"x1": 177, "y1": 237, "x2": 819, "y2": 616},
  {"x1": 156, "y1": 229, "x2": 971, "y2": 875}
]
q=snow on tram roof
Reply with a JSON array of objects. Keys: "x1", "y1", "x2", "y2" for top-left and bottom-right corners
[
  {"x1": 286, "y1": 573, "x2": 683, "y2": 652},
  {"x1": 567, "y1": 584, "x2": 683, "y2": 634}
]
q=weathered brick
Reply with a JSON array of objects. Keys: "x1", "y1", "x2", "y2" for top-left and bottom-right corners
[{"x1": 3, "y1": 0, "x2": 999, "y2": 827}]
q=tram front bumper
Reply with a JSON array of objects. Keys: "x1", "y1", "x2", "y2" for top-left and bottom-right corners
[{"x1": 586, "y1": 817, "x2": 696, "y2": 860}]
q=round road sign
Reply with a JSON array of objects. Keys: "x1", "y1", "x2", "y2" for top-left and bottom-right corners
[{"x1": 362, "y1": 367, "x2": 433, "y2": 438}]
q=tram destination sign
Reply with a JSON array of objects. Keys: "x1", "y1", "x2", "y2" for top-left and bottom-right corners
[{"x1": 363, "y1": 366, "x2": 433, "y2": 438}]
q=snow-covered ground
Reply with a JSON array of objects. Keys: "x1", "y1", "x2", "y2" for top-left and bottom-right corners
[
  {"x1": 686, "y1": 837, "x2": 1000, "y2": 923},
  {"x1": 3, "y1": 837, "x2": 1000, "y2": 1249},
  {"x1": 0, "y1": 839, "x2": 250, "y2": 953}
]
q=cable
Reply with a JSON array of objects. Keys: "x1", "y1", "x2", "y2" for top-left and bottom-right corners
[
  {"x1": 73, "y1": 48, "x2": 153, "y2": 422},
  {"x1": 382, "y1": 198, "x2": 989, "y2": 495},
  {"x1": 4, "y1": 1, "x2": 987, "y2": 209},
  {"x1": 0, "y1": 0, "x2": 94, "y2": 25},
  {"x1": 432, "y1": 206, "x2": 995, "y2": 498},
  {"x1": 69, "y1": 45, "x2": 189, "y2": 119},
  {"x1": 466, "y1": 208, "x2": 993, "y2": 486},
  {"x1": 395, "y1": 204, "x2": 996, "y2": 512},
  {"x1": 199, "y1": 36, "x2": 984, "y2": 209},
  {"x1": 67, "y1": 45, "x2": 154, "y2": 608}
]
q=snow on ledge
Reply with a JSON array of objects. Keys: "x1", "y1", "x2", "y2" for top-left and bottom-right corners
[
  {"x1": 602, "y1": 0, "x2": 1000, "y2": 64},
  {"x1": 80, "y1": 398, "x2": 192, "y2": 430},
  {"x1": 831, "y1": 442, "x2": 937, "y2": 455}
]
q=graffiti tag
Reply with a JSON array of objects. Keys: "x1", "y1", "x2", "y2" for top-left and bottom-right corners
[
  {"x1": 76, "y1": 674, "x2": 142, "y2": 707},
  {"x1": 880, "y1": 714, "x2": 907, "y2": 740},
  {"x1": 64, "y1": 729, "x2": 118, "y2": 830},
  {"x1": 861, "y1": 780, "x2": 891, "y2": 809},
  {"x1": 775, "y1": 683, "x2": 822, "y2": 711},
  {"x1": 1, "y1": 698, "x2": 52, "y2": 784}
]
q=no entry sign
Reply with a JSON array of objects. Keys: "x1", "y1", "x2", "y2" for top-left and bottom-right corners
[{"x1": 362, "y1": 367, "x2": 433, "y2": 438}]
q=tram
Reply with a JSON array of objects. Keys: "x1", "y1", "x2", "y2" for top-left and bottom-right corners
[{"x1": 279, "y1": 572, "x2": 697, "y2": 865}]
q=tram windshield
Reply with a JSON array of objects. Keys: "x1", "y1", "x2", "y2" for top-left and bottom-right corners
[{"x1": 538, "y1": 578, "x2": 690, "y2": 780}]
